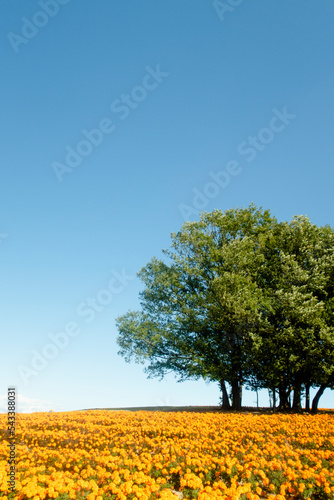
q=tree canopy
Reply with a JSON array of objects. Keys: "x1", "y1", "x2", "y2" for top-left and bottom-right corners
[{"x1": 116, "y1": 204, "x2": 334, "y2": 411}]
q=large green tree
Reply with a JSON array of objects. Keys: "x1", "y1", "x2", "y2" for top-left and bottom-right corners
[
  {"x1": 246, "y1": 216, "x2": 334, "y2": 411},
  {"x1": 117, "y1": 205, "x2": 273, "y2": 409}
]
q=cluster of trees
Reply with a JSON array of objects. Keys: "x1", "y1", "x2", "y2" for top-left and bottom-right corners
[{"x1": 116, "y1": 205, "x2": 334, "y2": 412}]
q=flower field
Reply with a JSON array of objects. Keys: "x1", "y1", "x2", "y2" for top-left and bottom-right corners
[{"x1": 0, "y1": 410, "x2": 334, "y2": 500}]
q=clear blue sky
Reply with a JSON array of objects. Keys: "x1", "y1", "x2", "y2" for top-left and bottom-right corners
[{"x1": 1, "y1": 0, "x2": 334, "y2": 412}]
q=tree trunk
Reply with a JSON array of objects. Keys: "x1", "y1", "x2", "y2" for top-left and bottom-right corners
[
  {"x1": 287, "y1": 386, "x2": 291, "y2": 408},
  {"x1": 292, "y1": 381, "x2": 302, "y2": 411},
  {"x1": 272, "y1": 387, "x2": 276, "y2": 410},
  {"x1": 231, "y1": 379, "x2": 242, "y2": 410},
  {"x1": 305, "y1": 383, "x2": 310, "y2": 412},
  {"x1": 220, "y1": 379, "x2": 231, "y2": 410},
  {"x1": 311, "y1": 384, "x2": 327, "y2": 413},
  {"x1": 278, "y1": 383, "x2": 290, "y2": 411}
]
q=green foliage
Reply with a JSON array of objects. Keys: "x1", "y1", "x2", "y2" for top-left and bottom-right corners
[
  {"x1": 116, "y1": 204, "x2": 334, "y2": 410},
  {"x1": 249, "y1": 215, "x2": 334, "y2": 408}
]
